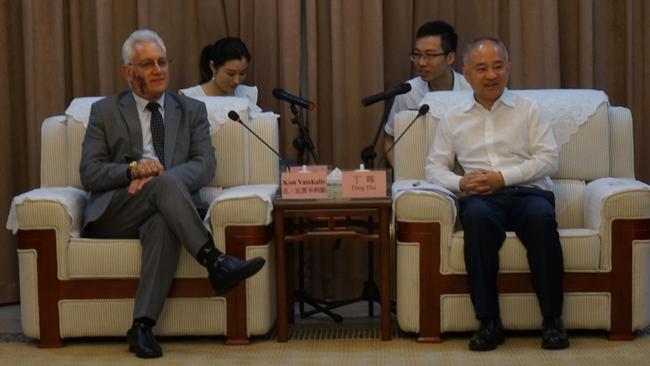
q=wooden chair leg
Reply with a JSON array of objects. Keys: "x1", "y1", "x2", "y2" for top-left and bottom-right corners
[
  {"x1": 608, "y1": 219, "x2": 650, "y2": 340},
  {"x1": 224, "y1": 225, "x2": 271, "y2": 345},
  {"x1": 18, "y1": 230, "x2": 64, "y2": 348},
  {"x1": 398, "y1": 222, "x2": 442, "y2": 343}
]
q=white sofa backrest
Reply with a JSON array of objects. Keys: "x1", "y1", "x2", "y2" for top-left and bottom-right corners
[
  {"x1": 40, "y1": 96, "x2": 279, "y2": 189},
  {"x1": 553, "y1": 102, "x2": 609, "y2": 180},
  {"x1": 209, "y1": 113, "x2": 280, "y2": 187},
  {"x1": 394, "y1": 89, "x2": 634, "y2": 182},
  {"x1": 41, "y1": 115, "x2": 69, "y2": 188},
  {"x1": 608, "y1": 106, "x2": 636, "y2": 178}
]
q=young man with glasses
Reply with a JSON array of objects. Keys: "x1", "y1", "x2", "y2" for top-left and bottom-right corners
[
  {"x1": 383, "y1": 20, "x2": 471, "y2": 166},
  {"x1": 80, "y1": 29, "x2": 265, "y2": 358}
]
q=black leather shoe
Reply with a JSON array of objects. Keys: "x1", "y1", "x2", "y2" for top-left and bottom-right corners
[
  {"x1": 542, "y1": 317, "x2": 570, "y2": 349},
  {"x1": 208, "y1": 255, "x2": 266, "y2": 295},
  {"x1": 127, "y1": 322, "x2": 162, "y2": 358},
  {"x1": 469, "y1": 318, "x2": 505, "y2": 351}
]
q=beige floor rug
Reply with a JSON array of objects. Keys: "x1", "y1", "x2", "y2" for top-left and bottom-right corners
[
  {"x1": 3, "y1": 304, "x2": 650, "y2": 365},
  {"x1": 2, "y1": 327, "x2": 650, "y2": 365}
]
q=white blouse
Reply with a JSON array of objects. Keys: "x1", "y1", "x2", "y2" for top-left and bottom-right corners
[{"x1": 179, "y1": 84, "x2": 263, "y2": 118}]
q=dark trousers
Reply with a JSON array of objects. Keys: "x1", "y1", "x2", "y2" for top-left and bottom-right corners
[{"x1": 459, "y1": 186, "x2": 564, "y2": 320}]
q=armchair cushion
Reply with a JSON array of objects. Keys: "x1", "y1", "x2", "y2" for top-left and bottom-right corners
[
  {"x1": 66, "y1": 238, "x2": 205, "y2": 278},
  {"x1": 447, "y1": 229, "x2": 601, "y2": 273}
]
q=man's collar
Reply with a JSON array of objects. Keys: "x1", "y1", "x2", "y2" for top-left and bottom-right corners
[
  {"x1": 500, "y1": 88, "x2": 516, "y2": 107},
  {"x1": 414, "y1": 76, "x2": 428, "y2": 89},
  {"x1": 462, "y1": 87, "x2": 515, "y2": 112},
  {"x1": 132, "y1": 92, "x2": 165, "y2": 112}
]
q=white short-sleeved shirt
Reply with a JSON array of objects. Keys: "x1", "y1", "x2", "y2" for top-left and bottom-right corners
[
  {"x1": 384, "y1": 70, "x2": 471, "y2": 136},
  {"x1": 179, "y1": 84, "x2": 263, "y2": 117}
]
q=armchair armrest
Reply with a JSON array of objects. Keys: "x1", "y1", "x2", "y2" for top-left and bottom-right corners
[
  {"x1": 8, "y1": 186, "x2": 87, "y2": 235},
  {"x1": 585, "y1": 178, "x2": 650, "y2": 230},
  {"x1": 393, "y1": 190, "x2": 456, "y2": 224},
  {"x1": 584, "y1": 177, "x2": 650, "y2": 271},
  {"x1": 393, "y1": 181, "x2": 458, "y2": 274},
  {"x1": 206, "y1": 184, "x2": 277, "y2": 252},
  {"x1": 7, "y1": 187, "x2": 88, "y2": 279},
  {"x1": 392, "y1": 179, "x2": 456, "y2": 224}
]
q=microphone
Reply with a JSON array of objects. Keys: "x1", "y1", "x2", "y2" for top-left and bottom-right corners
[
  {"x1": 227, "y1": 111, "x2": 283, "y2": 161},
  {"x1": 361, "y1": 83, "x2": 412, "y2": 107},
  {"x1": 378, "y1": 104, "x2": 430, "y2": 165},
  {"x1": 272, "y1": 88, "x2": 316, "y2": 110}
]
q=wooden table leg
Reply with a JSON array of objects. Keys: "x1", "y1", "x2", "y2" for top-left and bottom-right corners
[
  {"x1": 274, "y1": 210, "x2": 288, "y2": 342},
  {"x1": 380, "y1": 206, "x2": 391, "y2": 340}
]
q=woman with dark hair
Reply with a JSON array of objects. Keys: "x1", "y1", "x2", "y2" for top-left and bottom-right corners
[{"x1": 180, "y1": 37, "x2": 262, "y2": 115}]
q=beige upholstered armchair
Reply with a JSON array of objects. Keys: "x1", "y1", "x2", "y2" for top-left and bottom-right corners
[
  {"x1": 8, "y1": 96, "x2": 279, "y2": 347},
  {"x1": 392, "y1": 89, "x2": 650, "y2": 342}
]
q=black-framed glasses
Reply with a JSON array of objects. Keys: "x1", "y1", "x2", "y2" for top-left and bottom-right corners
[
  {"x1": 409, "y1": 52, "x2": 447, "y2": 63},
  {"x1": 129, "y1": 58, "x2": 172, "y2": 70}
]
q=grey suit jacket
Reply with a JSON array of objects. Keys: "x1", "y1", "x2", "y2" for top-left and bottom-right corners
[{"x1": 79, "y1": 90, "x2": 216, "y2": 226}]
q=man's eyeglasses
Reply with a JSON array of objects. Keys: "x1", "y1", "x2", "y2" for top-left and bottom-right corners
[
  {"x1": 129, "y1": 58, "x2": 172, "y2": 70},
  {"x1": 409, "y1": 52, "x2": 447, "y2": 63}
]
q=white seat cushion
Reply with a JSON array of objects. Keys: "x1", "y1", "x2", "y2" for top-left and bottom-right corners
[
  {"x1": 67, "y1": 238, "x2": 205, "y2": 278},
  {"x1": 447, "y1": 228, "x2": 601, "y2": 273}
]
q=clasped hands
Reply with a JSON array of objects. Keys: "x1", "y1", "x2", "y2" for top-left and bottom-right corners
[
  {"x1": 459, "y1": 169, "x2": 505, "y2": 195},
  {"x1": 128, "y1": 159, "x2": 165, "y2": 195}
]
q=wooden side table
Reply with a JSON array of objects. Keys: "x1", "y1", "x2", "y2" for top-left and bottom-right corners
[{"x1": 273, "y1": 197, "x2": 392, "y2": 342}]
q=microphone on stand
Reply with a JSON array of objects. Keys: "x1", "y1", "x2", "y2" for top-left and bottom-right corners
[
  {"x1": 227, "y1": 111, "x2": 284, "y2": 162},
  {"x1": 378, "y1": 104, "x2": 430, "y2": 165},
  {"x1": 272, "y1": 88, "x2": 316, "y2": 111},
  {"x1": 361, "y1": 83, "x2": 412, "y2": 107}
]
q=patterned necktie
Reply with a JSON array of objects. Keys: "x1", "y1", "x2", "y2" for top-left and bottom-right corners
[{"x1": 146, "y1": 102, "x2": 165, "y2": 166}]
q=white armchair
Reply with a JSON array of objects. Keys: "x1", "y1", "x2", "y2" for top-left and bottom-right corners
[
  {"x1": 8, "y1": 96, "x2": 279, "y2": 347},
  {"x1": 393, "y1": 89, "x2": 650, "y2": 342}
]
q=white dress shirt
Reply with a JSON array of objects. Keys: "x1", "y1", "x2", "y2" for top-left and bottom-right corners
[
  {"x1": 384, "y1": 70, "x2": 471, "y2": 136},
  {"x1": 425, "y1": 89, "x2": 559, "y2": 192},
  {"x1": 132, "y1": 92, "x2": 165, "y2": 163},
  {"x1": 179, "y1": 84, "x2": 263, "y2": 117}
]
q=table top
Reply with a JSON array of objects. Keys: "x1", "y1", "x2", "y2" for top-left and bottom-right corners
[{"x1": 272, "y1": 196, "x2": 392, "y2": 209}]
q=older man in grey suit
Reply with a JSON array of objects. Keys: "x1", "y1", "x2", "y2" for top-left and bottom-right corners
[{"x1": 80, "y1": 29, "x2": 265, "y2": 359}]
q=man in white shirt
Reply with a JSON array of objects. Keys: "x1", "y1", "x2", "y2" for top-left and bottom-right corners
[
  {"x1": 425, "y1": 38, "x2": 569, "y2": 351},
  {"x1": 383, "y1": 20, "x2": 471, "y2": 166}
]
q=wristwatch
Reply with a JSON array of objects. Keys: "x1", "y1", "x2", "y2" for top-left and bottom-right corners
[{"x1": 126, "y1": 160, "x2": 138, "y2": 180}]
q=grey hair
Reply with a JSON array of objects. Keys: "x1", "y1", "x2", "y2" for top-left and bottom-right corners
[
  {"x1": 462, "y1": 37, "x2": 510, "y2": 65},
  {"x1": 122, "y1": 29, "x2": 166, "y2": 65}
]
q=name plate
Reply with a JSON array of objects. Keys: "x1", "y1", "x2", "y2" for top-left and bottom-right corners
[
  {"x1": 341, "y1": 170, "x2": 387, "y2": 198},
  {"x1": 281, "y1": 171, "x2": 328, "y2": 199}
]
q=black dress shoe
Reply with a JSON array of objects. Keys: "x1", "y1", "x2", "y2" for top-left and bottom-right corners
[
  {"x1": 127, "y1": 322, "x2": 162, "y2": 358},
  {"x1": 469, "y1": 318, "x2": 505, "y2": 351},
  {"x1": 542, "y1": 317, "x2": 570, "y2": 349},
  {"x1": 208, "y1": 255, "x2": 266, "y2": 295}
]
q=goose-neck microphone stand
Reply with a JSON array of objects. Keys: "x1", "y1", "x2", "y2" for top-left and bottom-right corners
[{"x1": 290, "y1": 104, "x2": 320, "y2": 165}]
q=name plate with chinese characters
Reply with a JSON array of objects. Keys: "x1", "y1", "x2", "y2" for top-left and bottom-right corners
[
  {"x1": 341, "y1": 170, "x2": 387, "y2": 198},
  {"x1": 281, "y1": 171, "x2": 328, "y2": 199}
]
